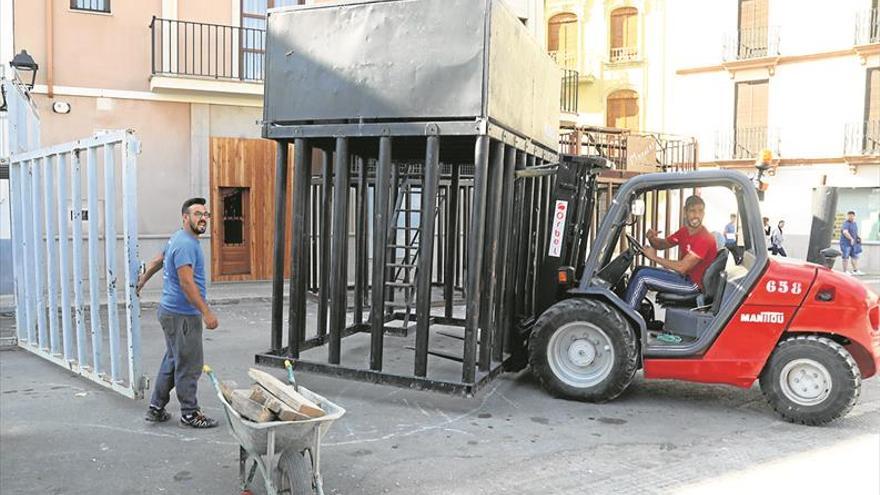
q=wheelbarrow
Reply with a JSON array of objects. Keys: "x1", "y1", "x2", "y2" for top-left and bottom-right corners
[{"x1": 205, "y1": 363, "x2": 345, "y2": 495}]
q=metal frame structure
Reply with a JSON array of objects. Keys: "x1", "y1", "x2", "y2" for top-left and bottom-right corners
[
  {"x1": 256, "y1": 120, "x2": 559, "y2": 396},
  {"x1": 8, "y1": 130, "x2": 146, "y2": 399}
]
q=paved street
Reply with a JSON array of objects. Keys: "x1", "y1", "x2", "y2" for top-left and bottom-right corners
[{"x1": 1, "y1": 278, "x2": 879, "y2": 494}]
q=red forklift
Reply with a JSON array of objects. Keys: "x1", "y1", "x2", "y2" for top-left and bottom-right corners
[{"x1": 528, "y1": 160, "x2": 880, "y2": 425}]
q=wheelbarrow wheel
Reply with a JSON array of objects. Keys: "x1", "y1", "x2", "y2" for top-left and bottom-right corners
[{"x1": 279, "y1": 449, "x2": 315, "y2": 495}]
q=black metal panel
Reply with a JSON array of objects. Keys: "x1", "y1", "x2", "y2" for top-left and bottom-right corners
[
  {"x1": 328, "y1": 137, "x2": 350, "y2": 364},
  {"x1": 270, "y1": 140, "x2": 289, "y2": 352},
  {"x1": 415, "y1": 135, "x2": 440, "y2": 377}
]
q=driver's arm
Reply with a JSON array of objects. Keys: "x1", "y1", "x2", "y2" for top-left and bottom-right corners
[
  {"x1": 646, "y1": 229, "x2": 674, "y2": 250},
  {"x1": 643, "y1": 248, "x2": 702, "y2": 276}
]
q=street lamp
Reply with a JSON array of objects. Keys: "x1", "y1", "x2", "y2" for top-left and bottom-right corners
[{"x1": 9, "y1": 50, "x2": 39, "y2": 89}]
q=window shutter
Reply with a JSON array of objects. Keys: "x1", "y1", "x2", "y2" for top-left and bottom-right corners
[{"x1": 868, "y1": 68, "x2": 880, "y2": 122}]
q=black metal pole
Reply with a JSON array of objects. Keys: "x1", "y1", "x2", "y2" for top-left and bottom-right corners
[
  {"x1": 270, "y1": 140, "x2": 290, "y2": 352},
  {"x1": 479, "y1": 141, "x2": 505, "y2": 371},
  {"x1": 288, "y1": 139, "x2": 312, "y2": 357},
  {"x1": 329, "y1": 137, "x2": 350, "y2": 365},
  {"x1": 444, "y1": 163, "x2": 460, "y2": 318},
  {"x1": 415, "y1": 135, "x2": 440, "y2": 378},
  {"x1": 370, "y1": 137, "x2": 393, "y2": 371},
  {"x1": 318, "y1": 149, "x2": 332, "y2": 339},
  {"x1": 354, "y1": 157, "x2": 367, "y2": 325},
  {"x1": 463, "y1": 136, "x2": 490, "y2": 384},
  {"x1": 497, "y1": 149, "x2": 522, "y2": 358}
]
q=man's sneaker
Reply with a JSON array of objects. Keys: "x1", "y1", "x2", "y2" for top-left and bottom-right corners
[
  {"x1": 852, "y1": 270, "x2": 866, "y2": 276},
  {"x1": 145, "y1": 406, "x2": 171, "y2": 423},
  {"x1": 180, "y1": 411, "x2": 219, "y2": 429}
]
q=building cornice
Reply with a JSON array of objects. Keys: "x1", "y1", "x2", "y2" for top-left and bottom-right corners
[
  {"x1": 30, "y1": 83, "x2": 263, "y2": 107},
  {"x1": 677, "y1": 48, "x2": 865, "y2": 76}
]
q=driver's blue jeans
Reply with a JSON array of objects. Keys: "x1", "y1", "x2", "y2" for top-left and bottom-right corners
[{"x1": 624, "y1": 267, "x2": 700, "y2": 309}]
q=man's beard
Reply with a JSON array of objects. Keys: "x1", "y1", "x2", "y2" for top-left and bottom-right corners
[
  {"x1": 687, "y1": 217, "x2": 701, "y2": 228},
  {"x1": 189, "y1": 220, "x2": 207, "y2": 235}
]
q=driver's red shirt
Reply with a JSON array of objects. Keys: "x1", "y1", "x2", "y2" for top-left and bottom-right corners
[{"x1": 666, "y1": 226, "x2": 718, "y2": 289}]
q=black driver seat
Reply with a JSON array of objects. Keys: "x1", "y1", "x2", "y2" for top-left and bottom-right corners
[{"x1": 655, "y1": 249, "x2": 729, "y2": 310}]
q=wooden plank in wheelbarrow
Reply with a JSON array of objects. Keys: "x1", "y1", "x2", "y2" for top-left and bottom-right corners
[
  {"x1": 248, "y1": 368, "x2": 325, "y2": 418},
  {"x1": 249, "y1": 384, "x2": 309, "y2": 421},
  {"x1": 230, "y1": 389, "x2": 276, "y2": 423}
]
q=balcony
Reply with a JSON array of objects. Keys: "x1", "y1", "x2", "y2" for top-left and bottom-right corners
[
  {"x1": 715, "y1": 127, "x2": 780, "y2": 161},
  {"x1": 560, "y1": 126, "x2": 697, "y2": 173},
  {"x1": 844, "y1": 121, "x2": 880, "y2": 155},
  {"x1": 560, "y1": 68, "x2": 579, "y2": 115},
  {"x1": 548, "y1": 50, "x2": 577, "y2": 70},
  {"x1": 722, "y1": 26, "x2": 780, "y2": 62},
  {"x1": 609, "y1": 46, "x2": 639, "y2": 64},
  {"x1": 855, "y1": 8, "x2": 880, "y2": 45},
  {"x1": 149, "y1": 17, "x2": 265, "y2": 96}
]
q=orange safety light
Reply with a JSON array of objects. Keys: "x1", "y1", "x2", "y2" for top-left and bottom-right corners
[{"x1": 557, "y1": 266, "x2": 575, "y2": 288}]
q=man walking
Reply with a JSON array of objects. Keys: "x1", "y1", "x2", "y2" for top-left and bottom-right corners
[
  {"x1": 137, "y1": 197, "x2": 219, "y2": 428},
  {"x1": 840, "y1": 211, "x2": 864, "y2": 275},
  {"x1": 770, "y1": 220, "x2": 787, "y2": 257},
  {"x1": 724, "y1": 214, "x2": 737, "y2": 248}
]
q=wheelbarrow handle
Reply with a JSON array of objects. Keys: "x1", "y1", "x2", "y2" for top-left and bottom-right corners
[
  {"x1": 284, "y1": 360, "x2": 299, "y2": 392},
  {"x1": 203, "y1": 364, "x2": 222, "y2": 395}
]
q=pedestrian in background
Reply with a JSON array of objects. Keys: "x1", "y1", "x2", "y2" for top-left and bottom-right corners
[
  {"x1": 770, "y1": 220, "x2": 787, "y2": 257},
  {"x1": 724, "y1": 213, "x2": 737, "y2": 248},
  {"x1": 137, "y1": 197, "x2": 220, "y2": 428},
  {"x1": 840, "y1": 210, "x2": 865, "y2": 276}
]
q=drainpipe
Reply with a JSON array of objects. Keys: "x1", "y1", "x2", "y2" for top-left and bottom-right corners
[{"x1": 45, "y1": 0, "x2": 53, "y2": 98}]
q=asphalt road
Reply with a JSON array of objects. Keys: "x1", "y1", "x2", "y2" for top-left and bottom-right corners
[{"x1": 1, "y1": 279, "x2": 878, "y2": 494}]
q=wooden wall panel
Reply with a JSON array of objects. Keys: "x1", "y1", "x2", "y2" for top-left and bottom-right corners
[{"x1": 210, "y1": 137, "x2": 295, "y2": 282}]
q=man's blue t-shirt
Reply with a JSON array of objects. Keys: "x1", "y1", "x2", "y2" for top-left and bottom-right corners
[
  {"x1": 840, "y1": 219, "x2": 858, "y2": 247},
  {"x1": 159, "y1": 229, "x2": 206, "y2": 316}
]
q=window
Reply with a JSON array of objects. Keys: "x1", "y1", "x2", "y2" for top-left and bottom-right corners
[
  {"x1": 610, "y1": 7, "x2": 638, "y2": 63},
  {"x1": 70, "y1": 0, "x2": 110, "y2": 13},
  {"x1": 738, "y1": 0, "x2": 768, "y2": 58},
  {"x1": 548, "y1": 13, "x2": 578, "y2": 69},
  {"x1": 240, "y1": 0, "x2": 304, "y2": 80},
  {"x1": 734, "y1": 80, "x2": 768, "y2": 159},
  {"x1": 836, "y1": 188, "x2": 880, "y2": 242},
  {"x1": 607, "y1": 90, "x2": 639, "y2": 131}
]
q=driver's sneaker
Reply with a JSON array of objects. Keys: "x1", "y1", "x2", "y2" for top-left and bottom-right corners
[
  {"x1": 852, "y1": 269, "x2": 866, "y2": 276},
  {"x1": 180, "y1": 411, "x2": 219, "y2": 429},
  {"x1": 145, "y1": 405, "x2": 171, "y2": 423}
]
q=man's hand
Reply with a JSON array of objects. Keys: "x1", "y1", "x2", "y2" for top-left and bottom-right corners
[
  {"x1": 203, "y1": 310, "x2": 219, "y2": 330},
  {"x1": 646, "y1": 229, "x2": 662, "y2": 248},
  {"x1": 642, "y1": 246, "x2": 658, "y2": 262},
  {"x1": 136, "y1": 274, "x2": 147, "y2": 297}
]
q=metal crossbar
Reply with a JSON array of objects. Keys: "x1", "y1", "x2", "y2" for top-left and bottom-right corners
[{"x1": 9, "y1": 130, "x2": 146, "y2": 399}]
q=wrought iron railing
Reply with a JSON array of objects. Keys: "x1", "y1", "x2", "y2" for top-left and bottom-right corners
[
  {"x1": 548, "y1": 50, "x2": 577, "y2": 69},
  {"x1": 560, "y1": 69, "x2": 579, "y2": 114},
  {"x1": 844, "y1": 120, "x2": 880, "y2": 155},
  {"x1": 715, "y1": 126, "x2": 780, "y2": 160},
  {"x1": 559, "y1": 126, "x2": 697, "y2": 172},
  {"x1": 609, "y1": 46, "x2": 639, "y2": 63},
  {"x1": 722, "y1": 26, "x2": 780, "y2": 61},
  {"x1": 150, "y1": 17, "x2": 266, "y2": 82},
  {"x1": 855, "y1": 8, "x2": 880, "y2": 45}
]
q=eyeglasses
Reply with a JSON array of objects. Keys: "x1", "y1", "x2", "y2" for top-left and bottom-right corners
[{"x1": 189, "y1": 211, "x2": 212, "y2": 219}]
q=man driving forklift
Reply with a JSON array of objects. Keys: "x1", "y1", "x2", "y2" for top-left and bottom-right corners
[{"x1": 623, "y1": 195, "x2": 718, "y2": 309}]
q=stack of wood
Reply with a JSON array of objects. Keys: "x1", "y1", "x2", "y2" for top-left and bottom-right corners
[{"x1": 220, "y1": 368, "x2": 325, "y2": 423}]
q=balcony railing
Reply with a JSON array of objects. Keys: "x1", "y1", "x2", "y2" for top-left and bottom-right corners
[
  {"x1": 855, "y1": 8, "x2": 880, "y2": 45},
  {"x1": 609, "y1": 46, "x2": 639, "y2": 64},
  {"x1": 560, "y1": 69, "x2": 579, "y2": 114},
  {"x1": 722, "y1": 26, "x2": 780, "y2": 61},
  {"x1": 844, "y1": 120, "x2": 880, "y2": 155},
  {"x1": 559, "y1": 126, "x2": 697, "y2": 172},
  {"x1": 150, "y1": 17, "x2": 266, "y2": 82},
  {"x1": 548, "y1": 50, "x2": 577, "y2": 70},
  {"x1": 715, "y1": 126, "x2": 780, "y2": 160}
]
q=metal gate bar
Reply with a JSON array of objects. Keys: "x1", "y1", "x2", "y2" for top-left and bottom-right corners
[{"x1": 10, "y1": 130, "x2": 145, "y2": 399}]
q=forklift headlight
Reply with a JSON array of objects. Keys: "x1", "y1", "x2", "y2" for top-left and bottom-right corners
[{"x1": 558, "y1": 266, "x2": 575, "y2": 289}]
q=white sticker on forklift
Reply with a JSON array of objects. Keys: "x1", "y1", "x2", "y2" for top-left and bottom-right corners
[
  {"x1": 549, "y1": 200, "x2": 568, "y2": 258},
  {"x1": 740, "y1": 312, "x2": 785, "y2": 323}
]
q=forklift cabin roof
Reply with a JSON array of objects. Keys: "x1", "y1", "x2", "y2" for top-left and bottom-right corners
[{"x1": 262, "y1": 0, "x2": 561, "y2": 151}]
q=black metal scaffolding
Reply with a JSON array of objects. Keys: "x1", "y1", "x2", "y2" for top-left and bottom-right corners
[{"x1": 256, "y1": 124, "x2": 560, "y2": 396}]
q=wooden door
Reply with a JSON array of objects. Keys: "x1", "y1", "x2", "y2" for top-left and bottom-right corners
[{"x1": 218, "y1": 187, "x2": 251, "y2": 275}]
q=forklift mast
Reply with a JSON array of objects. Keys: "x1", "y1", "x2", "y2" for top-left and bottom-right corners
[{"x1": 534, "y1": 154, "x2": 611, "y2": 316}]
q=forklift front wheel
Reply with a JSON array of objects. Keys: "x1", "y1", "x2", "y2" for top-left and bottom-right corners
[
  {"x1": 529, "y1": 298, "x2": 638, "y2": 402},
  {"x1": 760, "y1": 335, "x2": 862, "y2": 426}
]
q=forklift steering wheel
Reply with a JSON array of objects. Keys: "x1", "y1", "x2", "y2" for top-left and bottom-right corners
[{"x1": 625, "y1": 233, "x2": 644, "y2": 253}]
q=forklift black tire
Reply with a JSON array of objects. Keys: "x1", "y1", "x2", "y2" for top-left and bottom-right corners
[
  {"x1": 528, "y1": 298, "x2": 638, "y2": 402},
  {"x1": 759, "y1": 335, "x2": 861, "y2": 426}
]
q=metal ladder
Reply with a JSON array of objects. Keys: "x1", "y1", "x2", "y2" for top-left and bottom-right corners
[{"x1": 383, "y1": 164, "x2": 445, "y2": 333}]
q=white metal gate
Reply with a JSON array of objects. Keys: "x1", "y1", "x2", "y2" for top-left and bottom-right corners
[{"x1": 8, "y1": 130, "x2": 146, "y2": 399}]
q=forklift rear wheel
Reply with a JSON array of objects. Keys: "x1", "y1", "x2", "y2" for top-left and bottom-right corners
[
  {"x1": 529, "y1": 298, "x2": 638, "y2": 402},
  {"x1": 760, "y1": 335, "x2": 861, "y2": 426}
]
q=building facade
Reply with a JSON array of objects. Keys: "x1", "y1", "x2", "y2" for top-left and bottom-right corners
[{"x1": 666, "y1": 0, "x2": 880, "y2": 270}]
